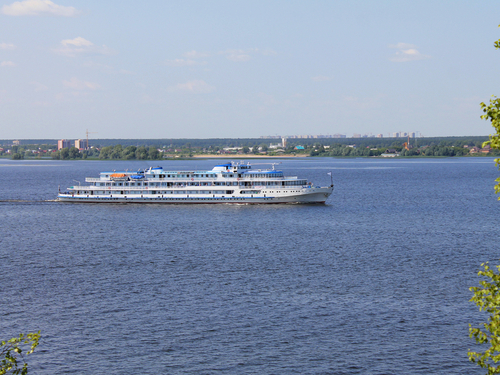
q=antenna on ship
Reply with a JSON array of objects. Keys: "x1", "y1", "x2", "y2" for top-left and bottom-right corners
[{"x1": 327, "y1": 172, "x2": 333, "y2": 187}]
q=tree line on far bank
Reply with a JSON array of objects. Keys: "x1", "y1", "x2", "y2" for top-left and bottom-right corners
[
  {"x1": 51, "y1": 145, "x2": 163, "y2": 160},
  {"x1": 311, "y1": 144, "x2": 500, "y2": 157},
  {"x1": 3, "y1": 137, "x2": 499, "y2": 160}
]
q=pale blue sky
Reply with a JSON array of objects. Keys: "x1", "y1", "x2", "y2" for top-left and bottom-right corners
[{"x1": 1, "y1": 0, "x2": 499, "y2": 139}]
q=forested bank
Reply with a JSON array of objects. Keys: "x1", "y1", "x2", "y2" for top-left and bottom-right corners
[{"x1": 1, "y1": 136, "x2": 497, "y2": 160}]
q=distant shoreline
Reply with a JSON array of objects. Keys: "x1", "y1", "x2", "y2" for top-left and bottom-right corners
[
  {"x1": 190, "y1": 154, "x2": 308, "y2": 159},
  {"x1": 1, "y1": 154, "x2": 497, "y2": 161}
]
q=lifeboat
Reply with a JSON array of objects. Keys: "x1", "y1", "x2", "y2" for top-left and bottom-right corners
[{"x1": 110, "y1": 173, "x2": 128, "y2": 180}]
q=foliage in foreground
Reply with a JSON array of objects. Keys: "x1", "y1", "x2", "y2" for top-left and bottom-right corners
[
  {"x1": 468, "y1": 25, "x2": 500, "y2": 375},
  {"x1": 481, "y1": 96, "x2": 500, "y2": 198},
  {"x1": 481, "y1": 25, "x2": 500, "y2": 199},
  {"x1": 469, "y1": 264, "x2": 500, "y2": 374},
  {"x1": 0, "y1": 332, "x2": 40, "y2": 375}
]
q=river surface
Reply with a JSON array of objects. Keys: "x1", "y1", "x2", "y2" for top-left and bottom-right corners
[{"x1": 0, "y1": 157, "x2": 498, "y2": 374}]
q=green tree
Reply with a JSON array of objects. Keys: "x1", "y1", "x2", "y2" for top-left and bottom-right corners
[
  {"x1": 469, "y1": 263, "x2": 500, "y2": 374},
  {"x1": 122, "y1": 146, "x2": 137, "y2": 159},
  {"x1": 68, "y1": 147, "x2": 80, "y2": 159},
  {"x1": 99, "y1": 146, "x2": 113, "y2": 159},
  {"x1": 481, "y1": 97, "x2": 500, "y2": 197},
  {"x1": 1, "y1": 331, "x2": 40, "y2": 375},
  {"x1": 59, "y1": 148, "x2": 70, "y2": 160},
  {"x1": 110, "y1": 145, "x2": 123, "y2": 159},
  {"x1": 135, "y1": 146, "x2": 148, "y2": 160},
  {"x1": 148, "y1": 146, "x2": 160, "y2": 160},
  {"x1": 481, "y1": 26, "x2": 500, "y2": 198},
  {"x1": 468, "y1": 29, "x2": 500, "y2": 375}
]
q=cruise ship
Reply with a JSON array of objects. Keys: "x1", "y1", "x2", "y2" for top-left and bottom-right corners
[{"x1": 57, "y1": 162, "x2": 334, "y2": 204}]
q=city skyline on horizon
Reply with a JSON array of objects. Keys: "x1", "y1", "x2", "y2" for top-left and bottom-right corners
[
  {"x1": 1, "y1": 1, "x2": 499, "y2": 139},
  {"x1": 2, "y1": 131, "x2": 491, "y2": 143}
]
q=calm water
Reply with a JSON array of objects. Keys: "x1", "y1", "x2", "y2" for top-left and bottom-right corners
[{"x1": 0, "y1": 157, "x2": 499, "y2": 374}]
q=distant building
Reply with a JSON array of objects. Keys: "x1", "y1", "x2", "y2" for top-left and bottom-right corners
[
  {"x1": 75, "y1": 139, "x2": 86, "y2": 149},
  {"x1": 222, "y1": 147, "x2": 242, "y2": 153},
  {"x1": 381, "y1": 149, "x2": 400, "y2": 157},
  {"x1": 12, "y1": 140, "x2": 20, "y2": 145},
  {"x1": 285, "y1": 134, "x2": 346, "y2": 139},
  {"x1": 57, "y1": 139, "x2": 71, "y2": 150},
  {"x1": 281, "y1": 137, "x2": 287, "y2": 148},
  {"x1": 380, "y1": 153, "x2": 400, "y2": 157},
  {"x1": 352, "y1": 134, "x2": 361, "y2": 138},
  {"x1": 481, "y1": 145, "x2": 491, "y2": 154},
  {"x1": 376, "y1": 134, "x2": 383, "y2": 138}
]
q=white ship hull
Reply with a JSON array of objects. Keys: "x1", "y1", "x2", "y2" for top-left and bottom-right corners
[{"x1": 57, "y1": 187, "x2": 333, "y2": 204}]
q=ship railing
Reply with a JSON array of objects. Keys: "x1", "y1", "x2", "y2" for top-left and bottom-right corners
[
  {"x1": 74, "y1": 184, "x2": 311, "y2": 191},
  {"x1": 86, "y1": 175, "x2": 299, "y2": 183},
  {"x1": 143, "y1": 178, "x2": 285, "y2": 183}
]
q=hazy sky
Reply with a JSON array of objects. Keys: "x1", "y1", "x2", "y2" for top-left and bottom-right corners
[{"x1": 1, "y1": 0, "x2": 500, "y2": 139}]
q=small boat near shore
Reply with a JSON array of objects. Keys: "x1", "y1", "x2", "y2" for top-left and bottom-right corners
[{"x1": 57, "y1": 162, "x2": 333, "y2": 204}]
